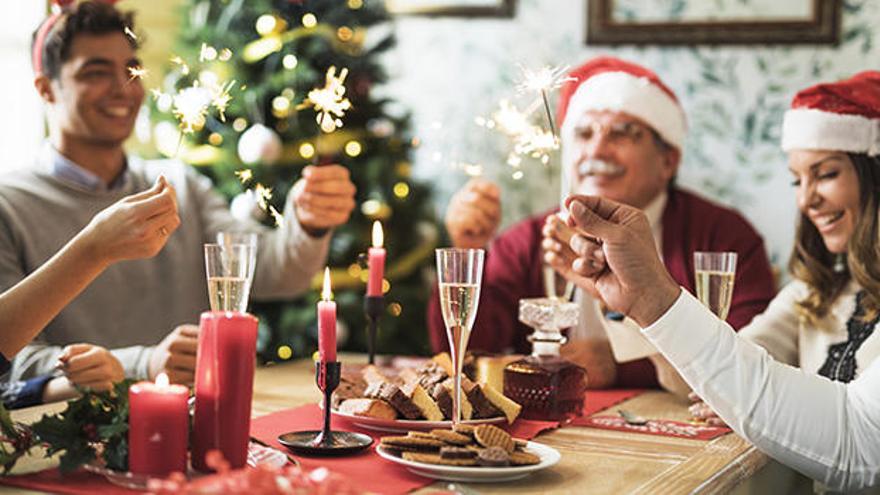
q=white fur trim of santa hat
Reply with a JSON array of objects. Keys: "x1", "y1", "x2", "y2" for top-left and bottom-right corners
[
  {"x1": 559, "y1": 71, "x2": 687, "y2": 150},
  {"x1": 781, "y1": 108, "x2": 880, "y2": 157}
]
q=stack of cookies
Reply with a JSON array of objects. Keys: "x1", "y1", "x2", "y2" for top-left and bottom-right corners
[
  {"x1": 332, "y1": 354, "x2": 522, "y2": 424},
  {"x1": 379, "y1": 424, "x2": 541, "y2": 467}
]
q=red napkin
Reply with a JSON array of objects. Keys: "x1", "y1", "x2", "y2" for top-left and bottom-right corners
[
  {"x1": 249, "y1": 404, "x2": 429, "y2": 495},
  {"x1": 0, "y1": 468, "x2": 138, "y2": 495},
  {"x1": 575, "y1": 416, "x2": 731, "y2": 440}
]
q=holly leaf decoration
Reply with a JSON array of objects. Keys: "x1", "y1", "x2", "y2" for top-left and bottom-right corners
[
  {"x1": 0, "y1": 402, "x2": 34, "y2": 474},
  {"x1": 30, "y1": 380, "x2": 134, "y2": 474}
]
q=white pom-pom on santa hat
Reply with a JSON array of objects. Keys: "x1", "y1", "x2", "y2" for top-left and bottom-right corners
[
  {"x1": 556, "y1": 57, "x2": 687, "y2": 151},
  {"x1": 781, "y1": 71, "x2": 880, "y2": 157}
]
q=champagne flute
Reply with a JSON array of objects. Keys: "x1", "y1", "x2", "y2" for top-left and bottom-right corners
[
  {"x1": 694, "y1": 252, "x2": 737, "y2": 320},
  {"x1": 435, "y1": 248, "x2": 485, "y2": 426},
  {"x1": 204, "y1": 243, "x2": 254, "y2": 312},
  {"x1": 216, "y1": 231, "x2": 258, "y2": 287}
]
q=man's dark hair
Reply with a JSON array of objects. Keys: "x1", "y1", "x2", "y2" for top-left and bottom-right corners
[{"x1": 32, "y1": 1, "x2": 139, "y2": 80}]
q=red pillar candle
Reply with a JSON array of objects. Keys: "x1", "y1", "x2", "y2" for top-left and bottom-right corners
[
  {"x1": 366, "y1": 221, "x2": 386, "y2": 297},
  {"x1": 128, "y1": 373, "x2": 188, "y2": 477},
  {"x1": 318, "y1": 267, "x2": 337, "y2": 362},
  {"x1": 192, "y1": 311, "x2": 258, "y2": 471}
]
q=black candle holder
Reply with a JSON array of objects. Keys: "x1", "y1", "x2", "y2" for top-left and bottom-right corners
[
  {"x1": 364, "y1": 295, "x2": 384, "y2": 365},
  {"x1": 277, "y1": 361, "x2": 373, "y2": 456}
]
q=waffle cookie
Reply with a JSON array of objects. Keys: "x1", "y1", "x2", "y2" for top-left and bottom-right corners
[
  {"x1": 402, "y1": 452, "x2": 477, "y2": 467},
  {"x1": 474, "y1": 424, "x2": 515, "y2": 453},
  {"x1": 430, "y1": 429, "x2": 471, "y2": 446},
  {"x1": 477, "y1": 446, "x2": 510, "y2": 467},
  {"x1": 380, "y1": 427, "x2": 541, "y2": 469}
]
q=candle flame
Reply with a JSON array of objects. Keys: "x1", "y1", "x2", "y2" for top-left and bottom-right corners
[
  {"x1": 321, "y1": 266, "x2": 332, "y2": 301},
  {"x1": 372, "y1": 221, "x2": 383, "y2": 248},
  {"x1": 156, "y1": 372, "x2": 170, "y2": 387}
]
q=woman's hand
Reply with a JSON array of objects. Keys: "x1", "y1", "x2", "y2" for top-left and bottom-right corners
[
  {"x1": 57, "y1": 343, "x2": 124, "y2": 392},
  {"x1": 79, "y1": 176, "x2": 180, "y2": 266}
]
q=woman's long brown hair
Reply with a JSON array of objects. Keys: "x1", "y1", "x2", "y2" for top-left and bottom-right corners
[{"x1": 789, "y1": 153, "x2": 880, "y2": 325}]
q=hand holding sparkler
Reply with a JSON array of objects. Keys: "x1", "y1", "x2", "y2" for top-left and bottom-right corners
[
  {"x1": 444, "y1": 178, "x2": 501, "y2": 249},
  {"x1": 290, "y1": 165, "x2": 357, "y2": 237}
]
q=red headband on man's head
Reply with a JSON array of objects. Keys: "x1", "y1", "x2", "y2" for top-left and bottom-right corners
[{"x1": 32, "y1": 0, "x2": 122, "y2": 76}]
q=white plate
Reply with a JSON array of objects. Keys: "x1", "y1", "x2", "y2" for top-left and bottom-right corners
[
  {"x1": 331, "y1": 409, "x2": 507, "y2": 433},
  {"x1": 375, "y1": 441, "x2": 560, "y2": 483}
]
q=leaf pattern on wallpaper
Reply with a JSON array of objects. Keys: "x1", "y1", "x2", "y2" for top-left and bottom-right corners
[{"x1": 387, "y1": 0, "x2": 877, "y2": 269}]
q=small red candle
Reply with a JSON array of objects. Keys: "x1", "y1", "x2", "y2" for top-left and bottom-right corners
[
  {"x1": 128, "y1": 373, "x2": 188, "y2": 477},
  {"x1": 318, "y1": 267, "x2": 337, "y2": 362},
  {"x1": 366, "y1": 221, "x2": 386, "y2": 297}
]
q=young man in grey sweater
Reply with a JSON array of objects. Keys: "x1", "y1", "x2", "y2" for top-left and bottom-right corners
[{"x1": 6, "y1": 2, "x2": 356, "y2": 399}]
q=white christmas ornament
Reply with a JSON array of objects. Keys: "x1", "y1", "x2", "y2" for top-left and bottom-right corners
[
  {"x1": 237, "y1": 124, "x2": 283, "y2": 165},
  {"x1": 230, "y1": 190, "x2": 268, "y2": 222}
]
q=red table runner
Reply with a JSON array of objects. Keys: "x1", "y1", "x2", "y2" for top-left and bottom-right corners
[
  {"x1": 575, "y1": 416, "x2": 731, "y2": 440},
  {"x1": 0, "y1": 389, "x2": 645, "y2": 494}
]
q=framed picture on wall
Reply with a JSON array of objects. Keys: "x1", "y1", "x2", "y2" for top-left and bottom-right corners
[
  {"x1": 386, "y1": 0, "x2": 515, "y2": 17},
  {"x1": 586, "y1": 0, "x2": 841, "y2": 45}
]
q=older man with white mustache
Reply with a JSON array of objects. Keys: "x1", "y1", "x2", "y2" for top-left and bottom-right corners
[{"x1": 427, "y1": 57, "x2": 777, "y2": 393}]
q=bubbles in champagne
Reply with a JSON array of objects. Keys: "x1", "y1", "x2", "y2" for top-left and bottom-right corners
[
  {"x1": 695, "y1": 270, "x2": 735, "y2": 320},
  {"x1": 207, "y1": 276, "x2": 249, "y2": 312}
]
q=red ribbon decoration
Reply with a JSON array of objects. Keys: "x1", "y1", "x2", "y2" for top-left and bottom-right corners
[{"x1": 32, "y1": 0, "x2": 123, "y2": 75}]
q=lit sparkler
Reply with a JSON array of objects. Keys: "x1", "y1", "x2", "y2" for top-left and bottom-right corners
[
  {"x1": 516, "y1": 64, "x2": 573, "y2": 141},
  {"x1": 477, "y1": 99, "x2": 559, "y2": 177},
  {"x1": 299, "y1": 66, "x2": 352, "y2": 134}
]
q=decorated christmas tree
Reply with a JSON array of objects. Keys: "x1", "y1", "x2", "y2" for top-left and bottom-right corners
[{"x1": 148, "y1": 0, "x2": 438, "y2": 362}]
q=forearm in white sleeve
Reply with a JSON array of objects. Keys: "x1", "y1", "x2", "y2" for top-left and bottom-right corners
[
  {"x1": 641, "y1": 290, "x2": 880, "y2": 492},
  {"x1": 110, "y1": 345, "x2": 154, "y2": 380},
  {"x1": 8, "y1": 343, "x2": 63, "y2": 381}
]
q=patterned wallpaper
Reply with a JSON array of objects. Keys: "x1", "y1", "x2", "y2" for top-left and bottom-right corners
[{"x1": 379, "y1": 0, "x2": 878, "y2": 271}]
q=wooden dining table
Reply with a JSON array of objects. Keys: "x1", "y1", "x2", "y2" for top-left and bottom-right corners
[{"x1": 1, "y1": 353, "x2": 772, "y2": 494}]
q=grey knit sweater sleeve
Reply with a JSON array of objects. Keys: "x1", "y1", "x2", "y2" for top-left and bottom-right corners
[{"x1": 1, "y1": 158, "x2": 330, "y2": 382}]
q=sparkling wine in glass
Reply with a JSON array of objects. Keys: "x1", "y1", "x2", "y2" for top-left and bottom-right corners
[
  {"x1": 205, "y1": 243, "x2": 254, "y2": 312},
  {"x1": 216, "y1": 231, "x2": 258, "y2": 286},
  {"x1": 694, "y1": 251, "x2": 737, "y2": 320},
  {"x1": 435, "y1": 248, "x2": 485, "y2": 426}
]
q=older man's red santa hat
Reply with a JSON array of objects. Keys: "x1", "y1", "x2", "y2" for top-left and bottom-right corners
[{"x1": 555, "y1": 56, "x2": 688, "y2": 199}]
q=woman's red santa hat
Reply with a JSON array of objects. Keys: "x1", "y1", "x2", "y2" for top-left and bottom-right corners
[
  {"x1": 781, "y1": 71, "x2": 880, "y2": 156},
  {"x1": 556, "y1": 56, "x2": 687, "y2": 150}
]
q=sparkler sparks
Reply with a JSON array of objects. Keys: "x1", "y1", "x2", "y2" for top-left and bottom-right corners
[
  {"x1": 476, "y1": 99, "x2": 559, "y2": 177},
  {"x1": 516, "y1": 64, "x2": 572, "y2": 94},
  {"x1": 127, "y1": 65, "x2": 148, "y2": 82},
  {"x1": 170, "y1": 84, "x2": 211, "y2": 134},
  {"x1": 235, "y1": 169, "x2": 253, "y2": 184},
  {"x1": 516, "y1": 64, "x2": 573, "y2": 141},
  {"x1": 209, "y1": 79, "x2": 236, "y2": 122},
  {"x1": 299, "y1": 66, "x2": 352, "y2": 133},
  {"x1": 170, "y1": 56, "x2": 190, "y2": 76}
]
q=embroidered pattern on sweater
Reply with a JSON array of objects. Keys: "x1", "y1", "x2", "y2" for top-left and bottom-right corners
[{"x1": 818, "y1": 291, "x2": 879, "y2": 383}]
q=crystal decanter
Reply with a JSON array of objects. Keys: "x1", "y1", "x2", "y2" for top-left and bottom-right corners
[{"x1": 503, "y1": 297, "x2": 587, "y2": 421}]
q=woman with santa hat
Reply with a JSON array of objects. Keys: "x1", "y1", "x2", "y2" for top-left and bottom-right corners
[{"x1": 545, "y1": 71, "x2": 880, "y2": 491}]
